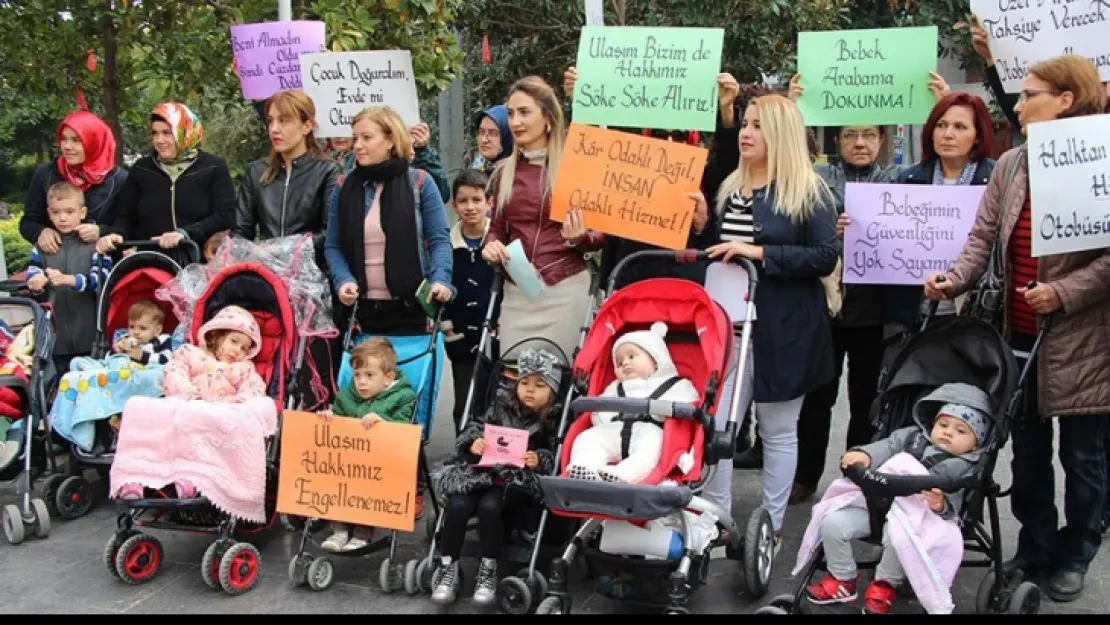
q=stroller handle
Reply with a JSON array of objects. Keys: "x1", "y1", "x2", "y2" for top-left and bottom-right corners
[
  {"x1": 115, "y1": 239, "x2": 201, "y2": 260},
  {"x1": 605, "y1": 249, "x2": 759, "y2": 300},
  {"x1": 842, "y1": 462, "x2": 979, "y2": 498},
  {"x1": 569, "y1": 396, "x2": 699, "y2": 419}
]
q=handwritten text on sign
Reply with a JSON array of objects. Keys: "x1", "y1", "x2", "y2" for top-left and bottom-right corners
[
  {"x1": 275, "y1": 410, "x2": 421, "y2": 532},
  {"x1": 230, "y1": 21, "x2": 327, "y2": 101},
  {"x1": 796, "y1": 26, "x2": 938, "y2": 127},
  {"x1": 573, "y1": 26, "x2": 724, "y2": 132},
  {"x1": 843, "y1": 183, "x2": 983, "y2": 285},
  {"x1": 971, "y1": 0, "x2": 1110, "y2": 94},
  {"x1": 299, "y1": 50, "x2": 421, "y2": 137},
  {"x1": 1028, "y1": 114, "x2": 1110, "y2": 257},
  {"x1": 551, "y1": 123, "x2": 708, "y2": 250}
]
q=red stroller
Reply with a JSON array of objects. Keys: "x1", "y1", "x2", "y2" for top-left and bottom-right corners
[
  {"x1": 537, "y1": 251, "x2": 774, "y2": 615},
  {"x1": 103, "y1": 261, "x2": 298, "y2": 596}
]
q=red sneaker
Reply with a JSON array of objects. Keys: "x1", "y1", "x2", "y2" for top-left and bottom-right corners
[
  {"x1": 805, "y1": 574, "x2": 858, "y2": 605},
  {"x1": 862, "y1": 580, "x2": 897, "y2": 615}
]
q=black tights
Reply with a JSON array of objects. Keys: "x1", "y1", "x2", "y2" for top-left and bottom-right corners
[{"x1": 439, "y1": 486, "x2": 530, "y2": 561}]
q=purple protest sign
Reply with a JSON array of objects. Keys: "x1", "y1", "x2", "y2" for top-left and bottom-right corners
[
  {"x1": 230, "y1": 21, "x2": 327, "y2": 101},
  {"x1": 842, "y1": 183, "x2": 984, "y2": 285}
]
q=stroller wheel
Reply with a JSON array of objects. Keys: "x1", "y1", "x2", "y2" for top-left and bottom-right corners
[
  {"x1": 535, "y1": 596, "x2": 565, "y2": 615},
  {"x1": 497, "y1": 576, "x2": 532, "y2": 615},
  {"x1": 55, "y1": 476, "x2": 93, "y2": 520},
  {"x1": 514, "y1": 568, "x2": 548, "y2": 608},
  {"x1": 30, "y1": 498, "x2": 50, "y2": 539},
  {"x1": 288, "y1": 554, "x2": 311, "y2": 587},
  {"x1": 753, "y1": 605, "x2": 788, "y2": 615},
  {"x1": 403, "y1": 558, "x2": 421, "y2": 595},
  {"x1": 41, "y1": 474, "x2": 66, "y2": 515},
  {"x1": 202, "y1": 541, "x2": 229, "y2": 590},
  {"x1": 1008, "y1": 581, "x2": 1040, "y2": 615},
  {"x1": 742, "y1": 507, "x2": 774, "y2": 598},
  {"x1": 114, "y1": 533, "x2": 164, "y2": 584},
  {"x1": 218, "y1": 542, "x2": 262, "y2": 596},
  {"x1": 415, "y1": 557, "x2": 434, "y2": 593},
  {"x1": 975, "y1": 570, "x2": 998, "y2": 614},
  {"x1": 307, "y1": 557, "x2": 335, "y2": 591},
  {"x1": 2, "y1": 503, "x2": 25, "y2": 545},
  {"x1": 665, "y1": 607, "x2": 690, "y2": 615},
  {"x1": 379, "y1": 558, "x2": 400, "y2": 594},
  {"x1": 768, "y1": 593, "x2": 795, "y2": 611},
  {"x1": 103, "y1": 530, "x2": 138, "y2": 578}
]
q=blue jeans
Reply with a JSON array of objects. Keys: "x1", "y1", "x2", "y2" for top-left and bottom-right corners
[{"x1": 1009, "y1": 333, "x2": 1108, "y2": 574}]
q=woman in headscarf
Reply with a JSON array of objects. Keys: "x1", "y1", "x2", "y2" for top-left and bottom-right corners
[
  {"x1": 96, "y1": 103, "x2": 235, "y2": 264},
  {"x1": 19, "y1": 110, "x2": 127, "y2": 254}
]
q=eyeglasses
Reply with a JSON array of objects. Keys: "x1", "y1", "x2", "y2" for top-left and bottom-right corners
[
  {"x1": 1016, "y1": 88, "x2": 1059, "y2": 103},
  {"x1": 477, "y1": 129, "x2": 501, "y2": 139},
  {"x1": 840, "y1": 130, "x2": 880, "y2": 142}
]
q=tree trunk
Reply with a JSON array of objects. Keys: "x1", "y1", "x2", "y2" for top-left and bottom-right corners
[{"x1": 100, "y1": 2, "x2": 124, "y2": 164}]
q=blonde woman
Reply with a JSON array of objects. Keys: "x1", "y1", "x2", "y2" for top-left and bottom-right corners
[
  {"x1": 705, "y1": 94, "x2": 840, "y2": 550},
  {"x1": 481, "y1": 76, "x2": 604, "y2": 359},
  {"x1": 324, "y1": 105, "x2": 454, "y2": 337}
]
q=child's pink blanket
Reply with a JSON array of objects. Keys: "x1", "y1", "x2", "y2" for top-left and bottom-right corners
[
  {"x1": 792, "y1": 452, "x2": 965, "y2": 614},
  {"x1": 108, "y1": 396, "x2": 279, "y2": 523}
]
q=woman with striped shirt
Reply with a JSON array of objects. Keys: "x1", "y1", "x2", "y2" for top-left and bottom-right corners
[{"x1": 702, "y1": 93, "x2": 840, "y2": 551}]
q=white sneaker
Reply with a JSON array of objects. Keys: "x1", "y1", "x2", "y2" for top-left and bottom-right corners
[
  {"x1": 472, "y1": 558, "x2": 498, "y2": 606},
  {"x1": 321, "y1": 532, "x2": 349, "y2": 552},
  {"x1": 342, "y1": 537, "x2": 369, "y2": 551},
  {"x1": 431, "y1": 559, "x2": 460, "y2": 605}
]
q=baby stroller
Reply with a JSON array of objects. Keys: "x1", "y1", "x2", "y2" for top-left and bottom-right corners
[
  {"x1": 285, "y1": 298, "x2": 448, "y2": 594},
  {"x1": 536, "y1": 251, "x2": 772, "y2": 615},
  {"x1": 758, "y1": 299, "x2": 1045, "y2": 615},
  {"x1": 0, "y1": 285, "x2": 56, "y2": 545},
  {"x1": 41, "y1": 241, "x2": 193, "y2": 522},
  {"x1": 103, "y1": 260, "x2": 299, "y2": 595}
]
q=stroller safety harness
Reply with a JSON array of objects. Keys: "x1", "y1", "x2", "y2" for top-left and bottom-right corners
[{"x1": 616, "y1": 376, "x2": 681, "y2": 460}]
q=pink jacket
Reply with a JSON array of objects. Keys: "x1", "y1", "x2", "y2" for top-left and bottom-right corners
[
  {"x1": 792, "y1": 453, "x2": 965, "y2": 615},
  {"x1": 163, "y1": 344, "x2": 267, "y2": 403}
]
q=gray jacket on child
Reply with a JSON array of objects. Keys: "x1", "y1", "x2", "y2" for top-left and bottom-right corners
[{"x1": 850, "y1": 382, "x2": 993, "y2": 519}]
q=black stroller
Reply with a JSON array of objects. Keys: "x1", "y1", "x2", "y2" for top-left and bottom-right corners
[{"x1": 757, "y1": 302, "x2": 1048, "y2": 615}]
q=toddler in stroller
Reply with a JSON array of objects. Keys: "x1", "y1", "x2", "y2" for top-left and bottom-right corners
[
  {"x1": 428, "y1": 347, "x2": 565, "y2": 607},
  {"x1": 797, "y1": 382, "x2": 992, "y2": 614}
]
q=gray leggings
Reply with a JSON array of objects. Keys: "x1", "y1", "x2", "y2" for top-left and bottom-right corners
[
  {"x1": 820, "y1": 506, "x2": 905, "y2": 585},
  {"x1": 702, "y1": 341, "x2": 803, "y2": 531}
]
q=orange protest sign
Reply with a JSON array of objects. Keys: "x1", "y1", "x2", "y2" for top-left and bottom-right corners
[
  {"x1": 276, "y1": 410, "x2": 421, "y2": 532},
  {"x1": 551, "y1": 122, "x2": 709, "y2": 250}
]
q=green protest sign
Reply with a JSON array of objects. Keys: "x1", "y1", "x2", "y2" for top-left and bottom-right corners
[
  {"x1": 573, "y1": 26, "x2": 724, "y2": 132},
  {"x1": 796, "y1": 26, "x2": 938, "y2": 127}
]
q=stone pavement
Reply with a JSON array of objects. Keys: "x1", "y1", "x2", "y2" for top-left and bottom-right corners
[{"x1": 1, "y1": 361, "x2": 1107, "y2": 614}]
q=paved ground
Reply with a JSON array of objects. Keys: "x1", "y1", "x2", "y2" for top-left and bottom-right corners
[{"x1": 1, "y1": 359, "x2": 1108, "y2": 614}]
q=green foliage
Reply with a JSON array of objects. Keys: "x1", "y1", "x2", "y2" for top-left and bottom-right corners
[{"x1": 0, "y1": 209, "x2": 30, "y2": 277}]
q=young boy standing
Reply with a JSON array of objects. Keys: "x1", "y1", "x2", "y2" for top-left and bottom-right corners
[
  {"x1": 26, "y1": 182, "x2": 112, "y2": 374},
  {"x1": 441, "y1": 169, "x2": 498, "y2": 432},
  {"x1": 319, "y1": 337, "x2": 418, "y2": 552}
]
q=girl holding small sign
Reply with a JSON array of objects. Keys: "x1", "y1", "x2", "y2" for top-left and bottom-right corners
[{"x1": 704, "y1": 93, "x2": 840, "y2": 554}]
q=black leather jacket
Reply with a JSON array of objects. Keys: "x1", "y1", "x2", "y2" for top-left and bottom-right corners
[{"x1": 233, "y1": 153, "x2": 340, "y2": 257}]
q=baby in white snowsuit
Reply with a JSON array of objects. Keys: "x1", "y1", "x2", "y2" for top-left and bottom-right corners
[{"x1": 567, "y1": 322, "x2": 699, "y2": 484}]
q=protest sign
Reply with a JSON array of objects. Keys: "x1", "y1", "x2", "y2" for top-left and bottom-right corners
[
  {"x1": 299, "y1": 50, "x2": 421, "y2": 137},
  {"x1": 551, "y1": 123, "x2": 708, "y2": 250},
  {"x1": 585, "y1": 0, "x2": 605, "y2": 26},
  {"x1": 971, "y1": 0, "x2": 1110, "y2": 93},
  {"x1": 796, "y1": 26, "x2": 938, "y2": 126},
  {"x1": 1028, "y1": 115, "x2": 1110, "y2": 257},
  {"x1": 842, "y1": 183, "x2": 983, "y2": 285},
  {"x1": 276, "y1": 410, "x2": 421, "y2": 532},
  {"x1": 572, "y1": 26, "x2": 724, "y2": 131},
  {"x1": 476, "y1": 424, "x2": 529, "y2": 469},
  {"x1": 230, "y1": 21, "x2": 326, "y2": 101}
]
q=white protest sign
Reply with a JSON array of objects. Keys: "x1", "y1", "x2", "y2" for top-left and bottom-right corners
[
  {"x1": 585, "y1": 0, "x2": 605, "y2": 26},
  {"x1": 970, "y1": 0, "x2": 1110, "y2": 93},
  {"x1": 299, "y1": 50, "x2": 421, "y2": 138},
  {"x1": 1027, "y1": 114, "x2": 1110, "y2": 257}
]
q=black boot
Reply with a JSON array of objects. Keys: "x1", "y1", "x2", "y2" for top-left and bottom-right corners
[
  {"x1": 734, "y1": 435, "x2": 763, "y2": 469},
  {"x1": 1046, "y1": 570, "x2": 1084, "y2": 602}
]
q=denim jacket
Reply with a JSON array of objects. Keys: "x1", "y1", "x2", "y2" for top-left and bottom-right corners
[{"x1": 323, "y1": 168, "x2": 454, "y2": 296}]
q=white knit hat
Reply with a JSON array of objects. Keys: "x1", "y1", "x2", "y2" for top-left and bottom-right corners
[{"x1": 611, "y1": 321, "x2": 678, "y2": 378}]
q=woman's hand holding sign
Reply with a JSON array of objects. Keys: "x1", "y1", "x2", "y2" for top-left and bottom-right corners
[
  {"x1": 561, "y1": 208, "x2": 587, "y2": 247},
  {"x1": 689, "y1": 191, "x2": 709, "y2": 235}
]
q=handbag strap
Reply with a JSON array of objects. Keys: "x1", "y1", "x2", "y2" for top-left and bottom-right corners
[{"x1": 988, "y1": 147, "x2": 1027, "y2": 254}]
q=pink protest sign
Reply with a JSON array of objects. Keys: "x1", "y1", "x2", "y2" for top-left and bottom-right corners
[
  {"x1": 843, "y1": 183, "x2": 984, "y2": 286},
  {"x1": 230, "y1": 21, "x2": 327, "y2": 101},
  {"x1": 477, "y1": 424, "x2": 529, "y2": 469}
]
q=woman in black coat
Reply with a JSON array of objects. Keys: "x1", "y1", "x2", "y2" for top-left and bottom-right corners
[
  {"x1": 97, "y1": 103, "x2": 235, "y2": 264},
  {"x1": 704, "y1": 93, "x2": 839, "y2": 550}
]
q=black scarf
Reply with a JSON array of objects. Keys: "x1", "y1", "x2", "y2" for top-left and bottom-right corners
[{"x1": 337, "y1": 157, "x2": 423, "y2": 304}]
